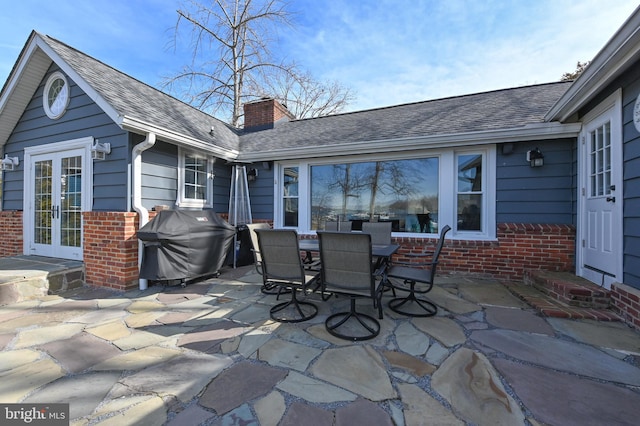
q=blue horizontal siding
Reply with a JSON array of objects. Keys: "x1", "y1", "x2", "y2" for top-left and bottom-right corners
[
  {"x1": 2, "y1": 65, "x2": 129, "y2": 211},
  {"x1": 496, "y1": 139, "x2": 575, "y2": 225},
  {"x1": 620, "y1": 63, "x2": 640, "y2": 288}
]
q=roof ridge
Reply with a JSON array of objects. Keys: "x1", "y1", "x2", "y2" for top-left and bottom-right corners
[{"x1": 288, "y1": 80, "x2": 573, "y2": 124}]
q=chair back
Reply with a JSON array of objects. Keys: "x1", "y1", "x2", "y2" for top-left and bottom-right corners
[
  {"x1": 324, "y1": 221, "x2": 352, "y2": 232},
  {"x1": 362, "y1": 221, "x2": 392, "y2": 245},
  {"x1": 318, "y1": 231, "x2": 374, "y2": 297},
  {"x1": 247, "y1": 223, "x2": 270, "y2": 265},
  {"x1": 255, "y1": 229, "x2": 304, "y2": 283},
  {"x1": 430, "y1": 225, "x2": 452, "y2": 276}
]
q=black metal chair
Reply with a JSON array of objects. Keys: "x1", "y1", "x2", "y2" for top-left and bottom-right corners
[
  {"x1": 385, "y1": 225, "x2": 451, "y2": 317},
  {"x1": 318, "y1": 231, "x2": 384, "y2": 341},
  {"x1": 255, "y1": 229, "x2": 319, "y2": 322}
]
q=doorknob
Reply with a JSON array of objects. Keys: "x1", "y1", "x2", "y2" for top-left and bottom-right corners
[{"x1": 606, "y1": 196, "x2": 616, "y2": 203}]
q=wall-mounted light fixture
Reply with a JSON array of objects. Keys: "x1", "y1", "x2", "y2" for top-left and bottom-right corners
[
  {"x1": 91, "y1": 140, "x2": 111, "y2": 160},
  {"x1": 247, "y1": 168, "x2": 258, "y2": 181},
  {"x1": 1, "y1": 154, "x2": 19, "y2": 171},
  {"x1": 526, "y1": 148, "x2": 544, "y2": 167}
]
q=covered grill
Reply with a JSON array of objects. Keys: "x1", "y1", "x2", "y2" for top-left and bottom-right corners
[{"x1": 137, "y1": 210, "x2": 236, "y2": 282}]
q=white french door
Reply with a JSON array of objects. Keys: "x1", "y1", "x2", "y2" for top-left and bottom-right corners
[
  {"x1": 579, "y1": 92, "x2": 622, "y2": 288},
  {"x1": 24, "y1": 138, "x2": 94, "y2": 260}
]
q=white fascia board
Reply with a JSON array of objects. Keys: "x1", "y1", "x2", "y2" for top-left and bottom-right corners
[
  {"x1": 545, "y1": 9, "x2": 640, "y2": 122},
  {"x1": 0, "y1": 37, "x2": 50, "y2": 148},
  {"x1": 237, "y1": 122, "x2": 582, "y2": 162},
  {"x1": 120, "y1": 115, "x2": 239, "y2": 161}
]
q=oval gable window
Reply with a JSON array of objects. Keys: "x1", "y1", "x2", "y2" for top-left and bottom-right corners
[{"x1": 43, "y1": 71, "x2": 70, "y2": 119}]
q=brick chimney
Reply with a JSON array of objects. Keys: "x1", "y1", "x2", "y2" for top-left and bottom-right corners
[{"x1": 243, "y1": 98, "x2": 295, "y2": 131}]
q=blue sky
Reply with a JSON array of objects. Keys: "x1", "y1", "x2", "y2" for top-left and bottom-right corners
[{"x1": 1, "y1": 0, "x2": 638, "y2": 115}]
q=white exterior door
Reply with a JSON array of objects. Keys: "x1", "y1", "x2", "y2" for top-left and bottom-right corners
[
  {"x1": 24, "y1": 138, "x2": 94, "y2": 260},
  {"x1": 579, "y1": 92, "x2": 623, "y2": 288}
]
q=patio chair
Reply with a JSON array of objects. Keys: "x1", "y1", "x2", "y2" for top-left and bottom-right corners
[
  {"x1": 247, "y1": 223, "x2": 270, "y2": 276},
  {"x1": 247, "y1": 223, "x2": 286, "y2": 297},
  {"x1": 385, "y1": 225, "x2": 451, "y2": 317},
  {"x1": 362, "y1": 221, "x2": 392, "y2": 245},
  {"x1": 255, "y1": 229, "x2": 319, "y2": 322},
  {"x1": 318, "y1": 231, "x2": 384, "y2": 341},
  {"x1": 324, "y1": 221, "x2": 352, "y2": 232}
]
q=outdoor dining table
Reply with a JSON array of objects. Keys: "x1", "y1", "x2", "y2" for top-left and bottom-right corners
[{"x1": 298, "y1": 239, "x2": 400, "y2": 269}]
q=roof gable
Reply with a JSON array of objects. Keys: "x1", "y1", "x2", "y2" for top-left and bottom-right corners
[{"x1": 0, "y1": 31, "x2": 239, "y2": 159}]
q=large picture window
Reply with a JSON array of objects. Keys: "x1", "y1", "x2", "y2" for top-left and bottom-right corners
[
  {"x1": 275, "y1": 147, "x2": 495, "y2": 239},
  {"x1": 311, "y1": 158, "x2": 438, "y2": 232}
]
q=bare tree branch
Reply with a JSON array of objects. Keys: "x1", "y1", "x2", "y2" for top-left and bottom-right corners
[{"x1": 163, "y1": 0, "x2": 354, "y2": 127}]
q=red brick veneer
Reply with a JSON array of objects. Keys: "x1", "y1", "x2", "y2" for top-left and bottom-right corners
[
  {"x1": 610, "y1": 283, "x2": 640, "y2": 330},
  {"x1": 0, "y1": 211, "x2": 23, "y2": 257},
  {"x1": 83, "y1": 211, "x2": 141, "y2": 291},
  {"x1": 392, "y1": 223, "x2": 576, "y2": 279}
]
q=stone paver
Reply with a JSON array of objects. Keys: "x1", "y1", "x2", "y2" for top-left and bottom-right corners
[
  {"x1": 258, "y1": 338, "x2": 321, "y2": 371},
  {"x1": 95, "y1": 396, "x2": 167, "y2": 426},
  {"x1": 0, "y1": 358, "x2": 65, "y2": 402},
  {"x1": 13, "y1": 322, "x2": 85, "y2": 348},
  {"x1": 548, "y1": 317, "x2": 640, "y2": 354},
  {"x1": 335, "y1": 399, "x2": 393, "y2": 426},
  {"x1": 254, "y1": 391, "x2": 286, "y2": 426},
  {"x1": 413, "y1": 316, "x2": 467, "y2": 347},
  {"x1": 485, "y1": 306, "x2": 555, "y2": 335},
  {"x1": 279, "y1": 401, "x2": 334, "y2": 426},
  {"x1": 382, "y1": 350, "x2": 436, "y2": 376},
  {"x1": 277, "y1": 371, "x2": 357, "y2": 403},
  {"x1": 2, "y1": 266, "x2": 640, "y2": 426},
  {"x1": 91, "y1": 345, "x2": 182, "y2": 371},
  {"x1": 119, "y1": 351, "x2": 232, "y2": 403},
  {"x1": 311, "y1": 345, "x2": 396, "y2": 401},
  {"x1": 0, "y1": 348, "x2": 41, "y2": 372},
  {"x1": 471, "y1": 328, "x2": 640, "y2": 385},
  {"x1": 494, "y1": 358, "x2": 640, "y2": 426},
  {"x1": 432, "y1": 347, "x2": 526, "y2": 425},
  {"x1": 23, "y1": 371, "x2": 121, "y2": 419},
  {"x1": 395, "y1": 321, "x2": 430, "y2": 355},
  {"x1": 398, "y1": 383, "x2": 464, "y2": 426},
  {"x1": 39, "y1": 332, "x2": 122, "y2": 373},
  {"x1": 199, "y1": 360, "x2": 287, "y2": 415}
]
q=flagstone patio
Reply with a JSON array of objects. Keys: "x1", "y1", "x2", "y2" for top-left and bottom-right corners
[{"x1": 1, "y1": 266, "x2": 640, "y2": 425}]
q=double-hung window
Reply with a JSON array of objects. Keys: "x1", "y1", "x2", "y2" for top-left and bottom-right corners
[{"x1": 177, "y1": 149, "x2": 213, "y2": 208}]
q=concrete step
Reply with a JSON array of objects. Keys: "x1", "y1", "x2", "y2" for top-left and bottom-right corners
[
  {"x1": 502, "y1": 272, "x2": 621, "y2": 321},
  {"x1": 0, "y1": 256, "x2": 84, "y2": 305}
]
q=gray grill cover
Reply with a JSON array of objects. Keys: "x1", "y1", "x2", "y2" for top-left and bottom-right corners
[{"x1": 138, "y1": 210, "x2": 236, "y2": 281}]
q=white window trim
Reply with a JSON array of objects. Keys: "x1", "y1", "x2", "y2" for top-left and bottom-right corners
[
  {"x1": 43, "y1": 71, "x2": 70, "y2": 120},
  {"x1": 176, "y1": 148, "x2": 214, "y2": 209},
  {"x1": 273, "y1": 146, "x2": 496, "y2": 240}
]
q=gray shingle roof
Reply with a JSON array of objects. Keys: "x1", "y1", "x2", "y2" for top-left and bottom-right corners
[
  {"x1": 40, "y1": 34, "x2": 240, "y2": 153},
  {"x1": 39, "y1": 33, "x2": 572, "y2": 161},
  {"x1": 239, "y1": 82, "x2": 572, "y2": 154}
]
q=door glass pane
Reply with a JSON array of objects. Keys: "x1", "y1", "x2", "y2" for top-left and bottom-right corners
[
  {"x1": 60, "y1": 156, "x2": 82, "y2": 248},
  {"x1": 589, "y1": 121, "x2": 611, "y2": 197},
  {"x1": 34, "y1": 160, "x2": 53, "y2": 244}
]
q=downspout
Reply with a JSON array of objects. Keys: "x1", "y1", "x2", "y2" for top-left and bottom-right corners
[{"x1": 132, "y1": 132, "x2": 156, "y2": 290}]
